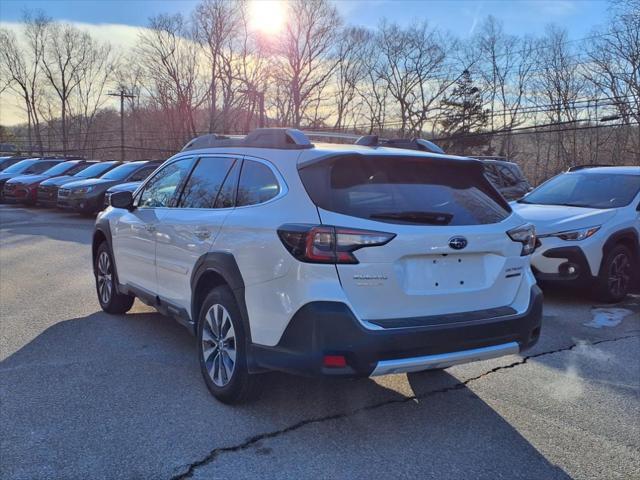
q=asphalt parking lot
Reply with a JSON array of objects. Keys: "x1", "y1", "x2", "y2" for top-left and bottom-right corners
[{"x1": 1, "y1": 204, "x2": 639, "y2": 480}]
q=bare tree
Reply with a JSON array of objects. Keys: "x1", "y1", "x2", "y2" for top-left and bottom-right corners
[
  {"x1": 533, "y1": 26, "x2": 588, "y2": 170},
  {"x1": 374, "y1": 21, "x2": 456, "y2": 136},
  {"x1": 332, "y1": 27, "x2": 371, "y2": 130},
  {"x1": 474, "y1": 16, "x2": 535, "y2": 155},
  {"x1": 272, "y1": 0, "x2": 341, "y2": 128},
  {"x1": 41, "y1": 23, "x2": 104, "y2": 154},
  {"x1": 0, "y1": 12, "x2": 50, "y2": 154},
  {"x1": 194, "y1": 0, "x2": 245, "y2": 132},
  {"x1": 585, "y1": 0, "x2": 640, "y2": 164},
  {"x1": 137, "y1": 14, "x2": 206, "y2": 147},
  {"x1": 73, "y1": 41, "x2": 118, "y2": 153}
]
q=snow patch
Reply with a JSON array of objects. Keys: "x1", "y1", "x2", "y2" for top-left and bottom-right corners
[{"x1": 584, "y1": 308, "x2": 633, "y2": 329}]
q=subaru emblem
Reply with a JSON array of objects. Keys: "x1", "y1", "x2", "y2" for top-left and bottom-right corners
[{"x1": 448, "y1": 236, "x2": 468, "y2": 250}]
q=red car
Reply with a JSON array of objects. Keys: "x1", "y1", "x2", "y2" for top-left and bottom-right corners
[{"x1": 3, "y1": 160, "x2": 88, "y2": 205}]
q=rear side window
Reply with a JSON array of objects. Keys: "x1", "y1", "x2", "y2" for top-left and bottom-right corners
[
  {"x1": 299, "y1": 155, "x2": 510, "y2": 226},
  {"x1": 236, "y1": 160, "x2": 280, "y2": 207},
  {"x1": 178, "y1": 157, "x2": 236, "y2": 208}
]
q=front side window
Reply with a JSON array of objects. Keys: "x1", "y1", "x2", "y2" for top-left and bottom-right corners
[
  {"x1": 138, "y1": 158, "x2": 193, "y2": 208},
  {"x1": 178, "y1": 157, "x2": 236, "y2": 208},
  {"x1": 236, "y1": 160, "x2": 280, "y2": 207},
  {"x1": 521, "y1": 173, "x2": 640, "y2": 209}
]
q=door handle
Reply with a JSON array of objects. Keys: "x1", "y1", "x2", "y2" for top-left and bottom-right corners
[
  {"x1": 145, "y1": 224, "x2": 157, "y2": 233},
  {"x1": 194, "y1": 228, "x2": 211, "y2": 240}
]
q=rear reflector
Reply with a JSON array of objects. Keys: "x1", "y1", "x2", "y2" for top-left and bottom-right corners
[{"x1": 323, "y1": 355, "x2": 347, "y2": 368}]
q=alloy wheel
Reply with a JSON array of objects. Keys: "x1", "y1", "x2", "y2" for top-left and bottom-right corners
[
  {"x1": 202, "y1": 304, "x2": 237, "y2": 387},
  {"x1": 97, "y1": 251, "x2": 113, "y2": 305},
  {"x1": 608, "y1": 252, "x2": 631, "y2": 298}
]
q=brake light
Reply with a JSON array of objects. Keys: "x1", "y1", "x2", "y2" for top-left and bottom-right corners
[{"x1": 277, "y1": 224, "x2": 395, "y2": 264}]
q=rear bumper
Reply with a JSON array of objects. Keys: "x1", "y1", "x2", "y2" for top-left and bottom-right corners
[{"x1": 250, "y1": 285, "x2": 543, "y2": 377}]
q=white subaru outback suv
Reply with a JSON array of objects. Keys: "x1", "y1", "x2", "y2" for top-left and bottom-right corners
[
  {"x1": 512, "y1": 166, "x2": 640, "y2": 302},
  {"x1": 92, "y1": 128, "x2": 542, "y2": 404}
]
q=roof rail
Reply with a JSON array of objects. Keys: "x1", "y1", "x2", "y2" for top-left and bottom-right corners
[
  {"x1": 567, "y1": 164, "x2": 615, "y2": 172},
  {"x1": 380, "y1": 138, "x2": 445, "y2": 154},
  {"x1": 355, "y1": 135, "x2": 379, "y2": 146},
  {"x1": 182, "y1": 128, "x2": 313, "y2": 151}
]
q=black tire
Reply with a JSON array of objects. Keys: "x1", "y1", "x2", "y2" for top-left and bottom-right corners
[
  {"x1": 595, "y1": 244, "x2": 634, "y2": 303},
  {"x1": 197, "y1": 286, "x2": 258, "y2": 404},
  {"x1": 95, "y1": 242, "x2": 135, "y2": 314}
]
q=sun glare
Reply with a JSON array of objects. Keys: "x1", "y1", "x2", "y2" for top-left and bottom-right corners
[{"x1": 249, "y1": 0, "x2": 286, "y2": 35}]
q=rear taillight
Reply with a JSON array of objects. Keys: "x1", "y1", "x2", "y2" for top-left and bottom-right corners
[{"x1": 277, "y1": 224, "x2": 395, "y2": 264}]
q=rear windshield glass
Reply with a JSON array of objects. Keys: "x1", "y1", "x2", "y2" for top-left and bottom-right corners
[{"x1": 299, "y1": 155, "x2": 510, "y2": 226}]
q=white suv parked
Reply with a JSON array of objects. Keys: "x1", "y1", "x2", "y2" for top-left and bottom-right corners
[
  {"x1": 93, "y1": 128, "x2": 542, "y2": 403},
  {"x1": 512, "y1": 166, "x2": 640, "y2": 302}
]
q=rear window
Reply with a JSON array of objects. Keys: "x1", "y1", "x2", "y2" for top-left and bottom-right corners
[{"x1": 299, "y1": 155, "x2": 510, "y2": 226}]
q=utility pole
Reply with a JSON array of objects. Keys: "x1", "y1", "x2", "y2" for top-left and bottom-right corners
[{"x1": 108, "y1": 89, "x2": 136, "y2": 162}]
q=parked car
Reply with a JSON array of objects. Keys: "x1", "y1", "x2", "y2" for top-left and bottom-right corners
[
  {"x1": 4, "y1": 160, "x2": 93, "y2": 205},
  {"x1": 93, "y1": 128, "x2": 542, "y2": 404},
  {"x1": 470, "y1": 157, "x2": 533, "y2": 201},
  {"x1": 103, "y1": 181, "x2": 142, "y2": 209},
  {"x1": 0, "y1": 158, "x2": 69, "y2": 202},
  {"x1": 38, "y1": 160, "x2": 122, "y2": 207},
  {"x1": 59, "y1": 160, "x2": 159, "y2": 213},
  {"x1": 512, "y1": 166, "x2": 640, "y2": 302},
  {"x1": 0, "y1": 156, "x2": 29, "y2": 172}
]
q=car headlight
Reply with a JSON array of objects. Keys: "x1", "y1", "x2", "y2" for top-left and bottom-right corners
[
  {"x1": 544, "y1": 226, "x2": 601, "y2": 241},
  {"x1": 75, "y1": 186, "x2": 95, "y2": 194},
  {"x1": 507, "y1": 223, "x2": 536, "y2": 256}
]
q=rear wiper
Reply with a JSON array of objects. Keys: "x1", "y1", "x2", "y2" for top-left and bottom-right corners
[{"x1": 370, "y1": 211, "x2": 453, "y2": 225}]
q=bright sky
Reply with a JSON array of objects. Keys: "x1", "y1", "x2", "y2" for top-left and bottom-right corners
[
  {"x1": 0, "y1": 0, "x2": 610, "y2": 39},
  {"x1": 0, "y1": 0, "x2": 612, "y2": 126}
]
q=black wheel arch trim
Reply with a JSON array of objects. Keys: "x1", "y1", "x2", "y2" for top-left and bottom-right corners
[
  {"x1": 190, "y1": 252, "x2": 252, "y2": 347},
  {"x1": 600, "y1": 227, "x2": 639, "y2": 275},
  {"x1": 92, "y1": 218, "x2": 122, "y2": 291}
]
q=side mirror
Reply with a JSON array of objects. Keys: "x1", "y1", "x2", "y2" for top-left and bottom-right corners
[{"x1": 109, "y1": 190, "x2": 134, "y2": 210}]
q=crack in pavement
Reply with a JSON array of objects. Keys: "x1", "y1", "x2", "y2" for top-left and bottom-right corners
[{"x1": 170, "y1": 333, "x2": 640, "y2": 480}]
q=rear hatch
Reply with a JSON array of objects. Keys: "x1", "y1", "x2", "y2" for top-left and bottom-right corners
[{"x1": 298, "y1": 153, "x2": 528, "y2": 322}]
